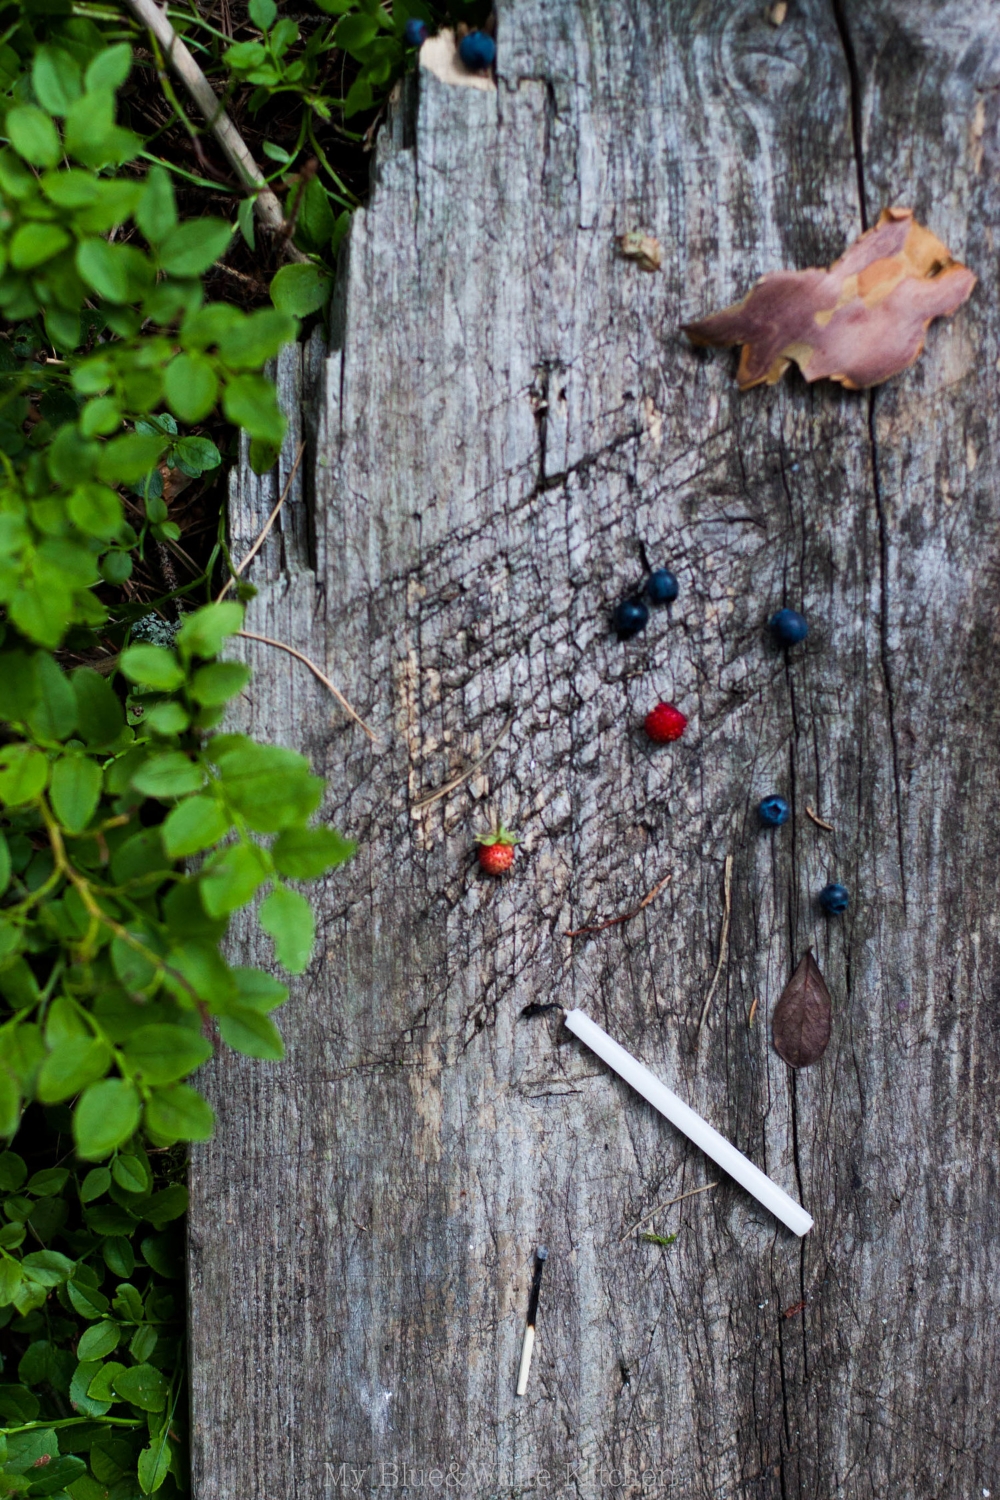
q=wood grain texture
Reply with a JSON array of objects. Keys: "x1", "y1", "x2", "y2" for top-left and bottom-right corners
[{"x1": 189, "y1": 3, "x2": 1000, "y2": 1496}]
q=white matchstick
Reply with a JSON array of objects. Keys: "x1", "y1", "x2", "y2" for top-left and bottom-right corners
[
  {"x1": 563, "y1": 1008, "x2": 813, "y2": 1237},
  {"x1": 515, "y1": 1247, "x2": 547, "y2": 1396}
]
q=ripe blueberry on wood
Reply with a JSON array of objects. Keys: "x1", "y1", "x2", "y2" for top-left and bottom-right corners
[
  {"x1": 404, "y1": 19, "x2": 428, "y2": 45},
  {"x1": 613, "y1": 598, "x2": 648, "y2": 638},
  {"x1": 758, "y1": 795, "x2": 789, "y2": 827},
  {"x1": 458, "y1": 31, "x2": 496, "y2": 69},
  {"x1": 769, "y1": 608, "x2": 808, "y2": 645},
  {"x1": 645, "y1": 568, "x2": 679, "y2": 604},
  {"x1": 819, "y1": 882, "x2": 849, "y2": 915},
  {"x1": 644, "y1": 703, "x2": 687, "y2": 743}
]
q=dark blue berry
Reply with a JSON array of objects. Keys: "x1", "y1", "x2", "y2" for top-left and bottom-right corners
[
  {"x1": 404, "y1": 18, "x2": 428, "y2": 45},
  {"x1": 645, "y1": 568, "x2": 679, "y2": 605},
  {"x1": 819, "y1": 883, "x2": 850, "y2": 915},
  {"x1": 758, "y1": 795, "x2": 789, "y2": 827},
  {"x1": 769, "y1": 608, "x2": 808, "y2": 646},
  {"x1": 458, "y1": 30, "x2": 496, "y2": 69},
  {"x1": 613, "y1": 598, "x2": 649, "y2": 639}
]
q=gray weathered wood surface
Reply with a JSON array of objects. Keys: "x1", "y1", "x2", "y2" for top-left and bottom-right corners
[{"x1": 189, "y1": 2, "x2": 1000, "y2": 1495}]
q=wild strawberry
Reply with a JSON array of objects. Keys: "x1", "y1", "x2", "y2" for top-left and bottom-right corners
[
  {"x1": 644, "y1": 702, "x2": 687, "y2": 743},
  {"x1": 476, "y1": 825, "x2": 518, "y2": 874}
]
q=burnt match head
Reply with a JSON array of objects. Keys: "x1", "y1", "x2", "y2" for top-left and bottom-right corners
[{"x1": 536, "y1": 1246, "x2": 548, "y2": 1261}]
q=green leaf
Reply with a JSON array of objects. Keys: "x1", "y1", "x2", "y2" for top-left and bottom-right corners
[
  {"x1": 217, "y1": 308, "x2": 296, "y2": 369},
  {"x1": 103, "y1": 1234, "x2": 135, "y2": 1277},
  {"x1": 76, "y1": 1320, "x2": 120, "y2": 1361},
  {"x1": 161, "y1": 795, "x2": 230, "y2": 859},
  {"x1": 271, "y1": 261, "x2": 333, "y2": 317},
  {"x1": 26, "y1": 1167, "x2": 69, "y2": 1196},
  {"x1": 222, "y1": 373, "x2": 286, "y2": 444},
  {"x1": 0, "y1": 833, "x2": 9, "y2": 899},
  {"x1": 0, "y1": 650, "x2": 40, "y2": 721},
  {"x1": 249, "y1": 0, "x2": 277, "y2": 27},
  {"x1": 158, "y1": 218, "x2": 233, "y2": 277},
  {"x1": 190, "y1": 661, "x2": 251, "y2": 706},
  {"x1": 50, "y1": 754, "x2": 102, "y2": 833},
  {"x1": 75, "y1": 237, "x2": 131, "y2": 304},
  {"x1": 0, "y1": 744, "x2": 48, "y2": 805},
  {"x1": 236, "y1": 194, "x2": 255, "y2": 250},
  {"x1": 218, "y1": 1006, "x2": 284, "y2": 1060},
  {"x1": 176, "y1": 602, "x2": 244, "y2": 660},
  {"x1": 0, "y1": 1382, "x2": 39, "y2": 1420},
  {"x1": 334, "y1": 12, "x2": 379, "y2": 53},
  {"x1": 113, "y1": 1362, "x2": 168, "y2": 1413},
  {"x1": 72, "y1": 667, "x2": 124, "y2": 747},
  {"x1": 32, "y1": 44, "x2": 83, "y2": 115},
  {"x1": 135, "y1": 163, "x2": 178, "y2": 244},
  {"x1": 144, "y1": 1083, "x2": 214, "y2": 1143},
  {"x1": 131, "y1": 751, "x2": 204, "y2": 798},
  {"x1": 138, "y1": 1436, "x2": 172, "y2": 1494},
  {"x1": 200, "y1": 840, "x2": 271, "y2": 918},
  {"x1": 0, "y1": 1151, "x2": 26, "y2": 1191},
  {"x1": 112, "y1": 1152, "x2": 151, "y2": 1193},
  {"x1": 272, "y1": 826, "x2": 356, "y2": 879},
  {"x1": 38, "y1": 1038, "x2": 112, "y2": 1104},
  {"x1": 86, "y1": 1360, "x2": 125, "y2": 1401},
  {"x1": 68, "y1": 1277, "x2": 111, "y2": 1319},
  {"x1": 138, "y1": 1182, "x2": 188, "y2": 1227},
  {"x1": 110, "y1": 930, "x2": 160, "y2": 995},
  {"x1": 68, "y1": 482, "x2": 123, "y2": 541},
  {"x1": 344, "y1": 74, "x2": 373, "y2": 117},
  {"x1": 128, "y1": 1322, "x2": 157, "y2": 1361},
  {"x1": 9, "y1": 222, "x2": 71, "y2": 270},
  {"x1": 80, "y1": 1166, "x2": 111, "y2": 1201},
  {"x1": 163, "y1": 351, "x2": 219, "y2": 423},
  {"x1": 6, "y1": 104, "x2": 61, "y2": 168},
  {"x1": 0, "y1": 1258, "x2": 22, "y2": 1305},
  {"x1": 28, "y1": 653, "x2": 78, "y2": 741},
  {"x1": 85, "y1": 43, "x2": 132, "y2": 92},
  {"x1": 259, "y1": 885, "x2": 315, "y2": 973},
  {"x1": 73, "y1": 1080, "x2": 141, "y2": 1160},
  {"x1": 212, "y1": 740, "x2": 323, "y2": 832},
  {"x1": 69, "y1": 1359, "x2": 111, "y2": 1417},
  {"x1": 97, "y1": 432, "x2": 169, "y2": 485},
  {"x1": 123, "y1": 1024, "x2": 212, "y2": 1084},
  {"x1": 119, "y1": 643, "x2": 184, "y2": 691},
  {"x1": 295, "y1": 177, "x2": 335, "y2": 254},
  {"x1": 172, "y1": 434, "x2": 221, "y2": 476}
]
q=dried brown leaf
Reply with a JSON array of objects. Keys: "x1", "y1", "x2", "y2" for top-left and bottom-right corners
[
  {"x1": 772, "y1": 951, "x2": 831, "y2": 1068},
  {"x1": 618, "y1": 232, "x2": 662, "y2": 272},
  {"x1": 684, "y1": 207, "x2": 976, "y2": 390}
]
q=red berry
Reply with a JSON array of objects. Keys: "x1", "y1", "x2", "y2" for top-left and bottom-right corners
[
  {"x1": 478, "y1": 842, "x2": 515, "y2": 875},
  {"x1": 644, "y1": 702, "x2": 687, "y2": 743}
]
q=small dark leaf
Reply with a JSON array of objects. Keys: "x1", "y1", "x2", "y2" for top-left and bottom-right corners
[{"x1": 772, "y1": 951, "x2": 831, "y2": 1068}]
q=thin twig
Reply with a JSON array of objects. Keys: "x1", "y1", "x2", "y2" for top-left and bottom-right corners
[
  {"x1": 805, "y1": 805, "x2": 835, "y2": 832},
  {"x1": 565, "y1": 872, "x2": 672, "y2": 938},
  {"x1": 236, "y1": 630, "x2": 376, "y2": 742},
  {"x1": 217, "y1": 441, "x2": 306, "y2": 601},
  {"x1": 123, "y1": 0, "x2": 308, "y2": 259},
  {"x1": 619, "y1": 1183, "x2": 718, "y2": 1243},
  {"x1": 748, "y1": 996, "x2": 759, "y2": 1029},
  {"x1": 411, "y1": 715, "x2": 514, "y2": 810},
  {"x1": 697, "y1": 853, "x2": 733, "y2": 1032}
]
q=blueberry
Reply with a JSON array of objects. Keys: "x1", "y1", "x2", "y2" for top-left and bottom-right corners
[
  {"x1": 819, "y1": 882, "x2": 850, "y2": 915},
  {"x1": 458, "y1": 30, "x2": 496, "y2": 69},
  {"x1": 758, "y1": 795, "x2": 789, "y2": 827},
  {"x1": 404, "y1": 18, "x2": 428, "y2": 45},
  {"x1": 769, "y1": 607, "x2": 808, "y2": 646},
  {"x1": 613, "y1": 598, "x2": 649, "y2": 639},
  {"x1": 645, "y1": 568, "x2": 679, "y2": 605}
]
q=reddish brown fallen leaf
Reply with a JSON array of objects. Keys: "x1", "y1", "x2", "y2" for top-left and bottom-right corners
[
  {"x1": 772, "y1": 951, "x2": 831, "y2": 1068},
  {"x1": 782, "y1": 1299, "x2": 807, "y2": 1320},
  {"x1": 684, "y1": 207, "x2": 976, "y2": 390}
]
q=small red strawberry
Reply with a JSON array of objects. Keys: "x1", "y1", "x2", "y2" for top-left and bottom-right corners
[
  {"x1": 476, "y1": 825, "x2": 519, "y2": 874},
  {"x1": 644, "y1": 702, "x2": 687, "y2": 743}
]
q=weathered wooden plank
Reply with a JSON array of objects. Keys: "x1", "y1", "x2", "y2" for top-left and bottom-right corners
[{"x1": 190, "y1": 3, "x2": 1000, "y2": 1496}]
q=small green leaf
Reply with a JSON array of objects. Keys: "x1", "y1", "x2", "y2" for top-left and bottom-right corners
[
  {"x1": 0, "y1": 833, "x2": 10, "y2": 898},
  {"x1": 217, "y1": 308, "x2": 296, "y2": 369},
  {"x1": 334, "y1": 13, "x2": 379, "y2": 54},
  {"x1": 272, "y1": 826, "x2": 356, "y2": 879},
  {"x1": 113, "y1": 1362, "x2": 168, "y2": 1413},
  {"x1": 87, "y1": 1359, "x2": 126, "y2": 1401},
  {"x1": 73, "y1": 1080, "x2": 141, "y2": 1160},
  {"x1": 129, "y1": 1323, "x2": 158, "y2": 1362},
  {"x1": 68, "y1": 1277, "x2": 111, "y2": 1319},
  {"x1": 249, "y1": 0, "x2": 277, "y2": 27},
  {"x1": 97, "y1": 432, "x2": 169, "y2": 485},
  {"x1": 200, "y1": 840, "x2": 271, "y2": 918},
  {"x1": 6, "y1": 104, "x2": 61, "y2": 168},
  {"x1": 131, "y1": 751, "x2": 204, "y2": 799},
  {"x1": 0, "y1": 744, "x2": 48, "y2": 806},
  {"x1": 172, "y1": 434, "x2": 221, "y2": 476},
  {"x1": 32, "y1": 44, "x2": 83, "y2": 115},
  {"x1": 161, "y1": 795, "x2": 231, "y2": 859},
  {"x1": 176, "y1": 602, "x2": 244, "y2": 660},
  {"x1": 50, "y1": 754, "x2": 102, "y2": 833},
  {"x1": 112, "y1": 1152, "x2": 151, "y2": 1194},
  {"x1": 68, "y1": 482, "x2": 123, "y2": 540},
  {"x1": 38, "y1": 1038, "x2": 111, "y2": 1104},
  {"x1": 135, "y1": 163, "x2": 177, "y2": 244},
  {"x1": 271, "y1": 261, "x2": 333, "y2": 317},
  {"x1": 222, "y1": 373, "x2": 286, "y2": 445},
  {"x1": 26, "y1": 1166, "x2": 69, "y2": 1196},
  {"x1": 70, "y1": 1358, "x2": 112, "y2": 1417},
  {"x1": 77, "y1": 1320, "x2": 120, "y2": 1361},
  {"x1": 144, "y1": 1083, "x2": 214, "y2": 1143},
  {"x1": 85, "y1": 43, "x2": 132, "y2": 92},
  {"x1": 110, "y1": 930, "x2": 160, "y2": 995},
  {"x1": 218, "y1": 1006, "x2": 284, "y2": 1060},
  {"x1": 122, "y1": 1024, "x2": 212, "y2": 1085},
  {"x1": 139, "y1": 1182, "x2": 188, "y2": 1227},
  {"x1": 138, "y1": 1436, "x2": 172, "y2": 1494},
  {"x1": 73, "y1": 667, "x2": 125, "y2": 747},
  {"x1": 158, "y1": 218, "x2": 233, "y2": 277},
  {"x1": 236, "y1": 194, "x2": 255, "y2": 250},
  {"x1": 76, "y1": 237, "x2": 131, "y2": 303},
  {"x1": 163, "y1": 351, "x2": 219, "y2": 422},
  {"x1": 190, "y1": 661, "x2": 251, "y2": 705},
  {"x1": 9, "y1": 222, "x2": 71, "y2": 270},
  {"x1": 0, "y1": 1151, "x2": 26, "y2": 1191},
  {"x1": 119, "y1": 643, "x2": 184, "y2": 691},
  {"x1": 259, "y1": 885, "x2": 315, "y2": 973},
  {"x1": 80, "y1": 1166, "x2": 111, "y2": 1202}
]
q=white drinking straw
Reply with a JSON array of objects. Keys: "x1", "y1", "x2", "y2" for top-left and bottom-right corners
[{"x1": 563, "y1": 1008, "x2": 813, "y2": 1237}]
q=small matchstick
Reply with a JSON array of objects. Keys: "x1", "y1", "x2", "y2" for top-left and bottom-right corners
[{"x1": 515, "y1": 1246, "x2": 548, "y2": 1396}]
